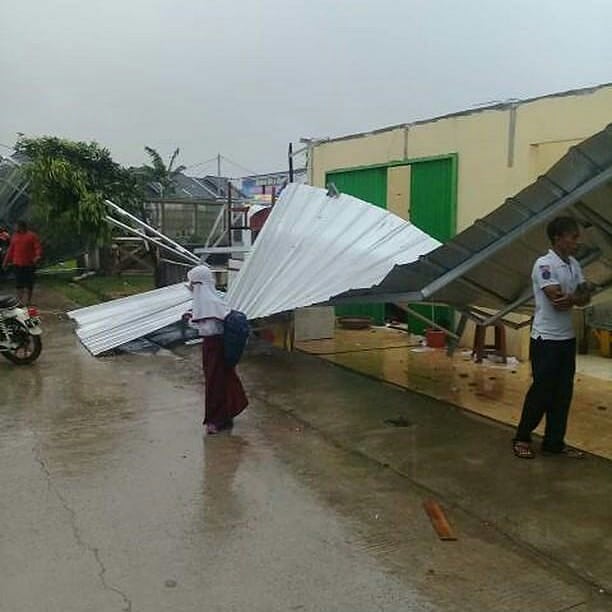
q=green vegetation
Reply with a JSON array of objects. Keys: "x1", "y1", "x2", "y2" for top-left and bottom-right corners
[
  {"x1": 39, "y1": 259, "x2": 78, "y2": 273},
  {"x1": 15, "y1": 136, "x2": 144, "y2": 262},
  {"x1": 39, "y1": 274, "x2": 154, "y2": 307},
  {"x1": 141, "y1": 146, "x2": 186, "y2": 197}
]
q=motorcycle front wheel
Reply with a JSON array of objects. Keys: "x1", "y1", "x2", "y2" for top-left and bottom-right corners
[{"x1": 2, "y1": 335, "x2": 42, "y2": 365}]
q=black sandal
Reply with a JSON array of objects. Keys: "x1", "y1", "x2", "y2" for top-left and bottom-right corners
[{"x1": 513, "y1": 441, "x2": 535, "y2": 459}]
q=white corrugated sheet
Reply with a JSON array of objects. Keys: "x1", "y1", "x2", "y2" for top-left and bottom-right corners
[
  {"x1": 68, "y1": 283, "x2": 192, "y2": 356},
  {"x1": 69, "y1": 184, "x2": 440, "y2": 355},
  {"x1": 226, "y1": 184, "x2": 441, "y2": 319}
]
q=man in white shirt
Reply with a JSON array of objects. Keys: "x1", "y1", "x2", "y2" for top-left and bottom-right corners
[{"x1": 513, "y1": 216, "x2": 592, "y2": 459}]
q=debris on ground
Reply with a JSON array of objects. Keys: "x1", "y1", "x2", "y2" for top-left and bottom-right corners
[{"x1": 423, "y1": 499, "x2": 457, "y2": 541}]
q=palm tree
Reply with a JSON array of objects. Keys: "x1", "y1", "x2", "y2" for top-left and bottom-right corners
[{"x1": 143, "y1": 146, "x2": 186, "y2": 198}]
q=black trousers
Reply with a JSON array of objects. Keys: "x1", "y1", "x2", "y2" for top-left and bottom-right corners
[
  {"x1": 14, "y1": 265, "x2": 36, "y2": 290},
  {"x1": 515, "y1": 337, "x2": 576, "y2": 452}
]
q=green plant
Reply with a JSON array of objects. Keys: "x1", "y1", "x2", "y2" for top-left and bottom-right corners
[
  {"x1": 142, "y1": 146, "x2": 186, "y2": 198},
  {"x1": 14, "y1": 136, "x2": 144, "y2": 261}
]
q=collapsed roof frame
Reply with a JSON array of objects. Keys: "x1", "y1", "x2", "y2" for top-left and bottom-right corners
[
  {"x1": 97, "y1": 122, "x2": 611, "y2": 356},
  {"x1": 72, "y1": 185, "x2": 442, "y2": 355},
  {"x1": 104, "y1": 199, "x2": 200, "y2": 267},
  {"x1": 0, "y1": 154, "x2": 30, "y2": 223},
  {"x1": 333, "y1": 124, "x2": 612, "y2": 347}
]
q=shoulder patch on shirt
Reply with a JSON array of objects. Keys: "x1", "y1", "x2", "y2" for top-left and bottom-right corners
[{"x1": 539, "y1": 264, "x2": 551, "y2": 280}]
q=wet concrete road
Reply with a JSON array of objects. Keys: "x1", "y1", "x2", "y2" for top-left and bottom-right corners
[{"x1": 1, "y1": 308, "x2": 611, "y2": 611}]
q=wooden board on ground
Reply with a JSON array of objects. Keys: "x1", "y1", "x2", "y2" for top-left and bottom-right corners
[{"x1": 423, "y1": 499, "x2": 457, "y2": 541}]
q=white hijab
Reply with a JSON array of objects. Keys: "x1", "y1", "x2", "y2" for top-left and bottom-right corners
[{"x1": 187, "y1": 265, "x2": 230, "y2": 321}]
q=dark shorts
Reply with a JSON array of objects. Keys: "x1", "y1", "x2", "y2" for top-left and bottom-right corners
[{"x1": 14, "y1": 266, "x2": 36, "y2": 290}]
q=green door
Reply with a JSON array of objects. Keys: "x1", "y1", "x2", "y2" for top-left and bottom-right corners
[
  {"x1": 327, "y1": 166, "x2": 387, "y2": 208},
  {"x1": 327, "y1": 167, "x2": 388, "y2": 324},
  {"x1": 408, "y1": 157, "x2": 457, "y2": 332},
  {"x1": 410, "y1": 158, "x2": 456, "y2": 242}
]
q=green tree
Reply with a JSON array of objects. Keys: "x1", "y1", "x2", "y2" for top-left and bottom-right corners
[
  {"x1": 142, "y1": 146, "x2": 186, "y2": 197},
  {"x1": 15, "y1": 136, "x2": 144, "y2": 261}
]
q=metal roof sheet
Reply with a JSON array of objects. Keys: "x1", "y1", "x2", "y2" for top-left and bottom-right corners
[
  {"x1": 69, "y1": 184, "x2": 441, "y2": 355},
  {"x1": 226, "y1": 184, "x2": 441, "y2": 320},
  {"x1": 68, "y1": 283, "x2": 193, "y2": 356},
  {"x1": 70, "y1": 126, "x2": 612, "y2": 357}
]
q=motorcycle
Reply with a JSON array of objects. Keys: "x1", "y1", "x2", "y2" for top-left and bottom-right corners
[{"x1": 0, "y1": 295, "x2": 43, "y2": 365}]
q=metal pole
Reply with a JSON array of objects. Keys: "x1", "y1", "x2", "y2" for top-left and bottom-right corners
[
  {"x1": 507, "y1": 103, "x2": 517, "y2": 168},
  {"x1": 447, "y1": 313, "x2": 468, "y2": 356},
  {"x1": 308, "y1": 141, "x2": 313, "y2": 185},
  {"x1": 217, "y1": 154, "x2": 222, "y2": 196},
  {"x1": 104, "y1": 216, "x2": 199, "y2": 265},
  {"x1": 205, "y1": 205, "x2": 227, "y2": 248},
  {"x1": 288, "y1": 142, "x2": 294, "y2": 182},
  {"x1": 399, "y1": 304, "x2": 459, "y2": 339},
  {"x1": 227, "y1": 182, "x2": 233, "y2": 248},
  {"x1": 104, "y1": 200, "x2": 199, "y2": 264}
]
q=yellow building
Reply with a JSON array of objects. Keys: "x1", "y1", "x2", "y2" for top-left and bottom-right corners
[
  {"x1": 311, "y1": 83, "x2": 612, "y2": 230},
  {"x1": 308, "y1": 83, "x2": 612, "y2": 357}
]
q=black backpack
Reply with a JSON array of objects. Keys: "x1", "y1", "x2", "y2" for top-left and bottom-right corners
[{"x1": 223, "y1": 310, "x2": 250, "y2": 367}]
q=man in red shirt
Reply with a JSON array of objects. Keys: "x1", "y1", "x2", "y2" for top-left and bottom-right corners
[{"x1": 2, "y1": 220, "x2": 43, "y2": 305}]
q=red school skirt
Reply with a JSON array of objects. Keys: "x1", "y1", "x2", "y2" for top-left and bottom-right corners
[{"x1": 201, "y1": 335, "x2": 248, "y2": 426}]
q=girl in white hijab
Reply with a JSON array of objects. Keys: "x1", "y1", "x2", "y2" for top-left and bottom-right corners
[{"x1": 188, "y1": 265, "x2": 248, "y2": 434}]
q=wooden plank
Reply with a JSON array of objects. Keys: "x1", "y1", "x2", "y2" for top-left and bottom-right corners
[{"x1": 423, "y1": 499, "x2": 457, "y2": 541}]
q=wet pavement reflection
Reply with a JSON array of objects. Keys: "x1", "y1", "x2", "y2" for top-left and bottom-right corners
[
  {"x1": 298, "y1": 328, "x2": 612, "y2": 459},
  {"x1": 0, "y1": 311, "x2": 609, "y2": 611}
]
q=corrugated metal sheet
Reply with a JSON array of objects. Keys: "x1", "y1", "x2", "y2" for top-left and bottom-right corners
[
  {"x1": 338, "y1": 124, "x2": 612, "y2": 313},
  {"x1": 71, "y1": 122, "x2": 612, "y2": 358},
  {"x1": 226, "y1": 184, "x2": 441, "y2": 320},
  {"x1": 327, "y1": 167, "x2": 389, "y2": 323},
  {"x1": 69, "y1": 184, "x2": 440, "y2": 355},
  {"x1": 68, "y1": 284, "x2": 192, "y2": 356}
]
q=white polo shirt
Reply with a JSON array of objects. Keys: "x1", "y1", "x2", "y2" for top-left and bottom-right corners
[{"x1": 531, "y1": 249, "x2": 584, "y2": 340}]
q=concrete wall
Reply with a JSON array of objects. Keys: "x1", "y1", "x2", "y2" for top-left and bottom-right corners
[{"x1": 386, "y1": 165, "x2": 411, "y2": 218}]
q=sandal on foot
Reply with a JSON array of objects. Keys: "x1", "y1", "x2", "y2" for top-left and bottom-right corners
[{"x1": 513, "y1": 441, "x2": 535, "y2": 459}]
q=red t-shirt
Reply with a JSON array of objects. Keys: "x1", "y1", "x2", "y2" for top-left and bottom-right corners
[{"x1": 5, "y1": 231, "x2": 43, "y2": 267}]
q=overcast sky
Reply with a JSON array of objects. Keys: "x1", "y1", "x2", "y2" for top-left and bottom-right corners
[{"x1": 1, "y1": 0, "x2": 611, "y2": 176}]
